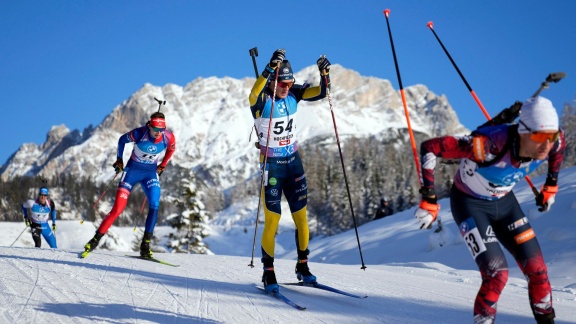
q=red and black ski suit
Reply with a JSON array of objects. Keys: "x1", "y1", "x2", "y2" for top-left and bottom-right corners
[{"x1": 420, "y1": 124, "x2": 565, "y2": 323}]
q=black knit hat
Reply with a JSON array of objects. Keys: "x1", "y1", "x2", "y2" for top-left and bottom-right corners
[{"x1": 277, "y1": 60, "x2": 294, "y2": 81}]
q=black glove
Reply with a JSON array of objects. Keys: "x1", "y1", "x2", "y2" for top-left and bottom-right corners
[
  {"x1": 25, "y1": 219, "x2": 31, "y2": 227},
  {"x1": 52, "y1": 224, "x2": 56, "y2": 232},
  {"x1": 269, "y1": 49, "x2": 286, "y2": 69},
  {"x1": 112, "y1": 158, "x2": 124, "y2": 173},
  {"x1": 157, "y1": 165, "x2": 165, "y2": 176},
  {"x1": 317, "y1": 55, "x2": 331, "y2": 74}
]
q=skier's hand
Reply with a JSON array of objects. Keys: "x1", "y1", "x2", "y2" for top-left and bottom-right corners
[
  {"x1": 112, "y1": 158, "x2": 124, "y2": 173},
  {"x1": 415, "y1": 187, "x2": 439, "y2": 229},
  {"x1": 157, "y1": 165, "x2": 165, "y2": 176},
  {"x1": 317, "y1": 55, "x2": 331, "y2": 75},
  {"x1": 25, "y1": 219, "x2": 31, "y2": 227},
  {"x1": 269, "y1": 49, "x2": 286, "y2": 69},
  {"x1": 52, "y1": 224, "x2": 56, "y2": 232},
  {"x1": 536, "y1": 184, "x2": 558, "y2": 212}
]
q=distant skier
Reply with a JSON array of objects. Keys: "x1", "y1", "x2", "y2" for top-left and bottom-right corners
[
  {"x1": 248, "y1": 49, "x2": 331, "y2": 293},
  {"x1": 83, "y1": 111, "x2": 176, "y2": 258},
  {"x1": 373, "y1": 198, "x2": 393, "y2": 220},
  {"x1": 414, "y1": 96, "x2": 565, "y2": 323},
  {"x1": 22, "y1": 186, "x2": 57, "y2": 248}
]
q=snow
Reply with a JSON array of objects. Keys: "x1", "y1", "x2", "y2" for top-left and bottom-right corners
[{"x1": 2, "y1": 168, "x2": 576, "y2": 323}]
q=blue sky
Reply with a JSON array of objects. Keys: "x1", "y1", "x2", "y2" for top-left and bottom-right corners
[{"x1": 2, "y1": 1, "x2": 575, "y2": 165}]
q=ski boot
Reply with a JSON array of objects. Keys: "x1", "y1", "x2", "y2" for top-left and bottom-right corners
[
  {"x1": 295, "y1": 259, "x2": 317, "y2": 284},
  {"x1": 140, "y1": 232, "x2": 154, "y2": 258},
  {"x1": 82, "y1": 232, "x2": 103, "y2": 257},
  {"x1": 262, "y1": 267, "x2": 279, "y2": 293}
]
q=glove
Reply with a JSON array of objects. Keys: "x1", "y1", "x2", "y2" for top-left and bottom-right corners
[
  {"x1": 415, "y1": 187, "x2": 440, "y2": 229},
  {"x1": 535, "y1": 184, "x2": 558, "y2": 212},
  {"x1": 52, "y1": 224, "x2": 56, "y2": 232},
  {"x1": 25, "y1": 219, "x2": 31, "y2": 227},
  {"x1": 157, "y1": 165, "x2": 165, "y2": 176},
  {"x1": 269, "y1": 49, "x2": 286, "y2": 69},
  {"x1": 317, "y1": 55, "x2": 331, "y2": 74},
  {"x1": 112, "y1": 158, "x2": 124, "y2": 173}
]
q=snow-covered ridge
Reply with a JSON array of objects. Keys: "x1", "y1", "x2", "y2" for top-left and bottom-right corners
[{"x1": 0, "y1": 64, "x2": 468, "y2": 189}]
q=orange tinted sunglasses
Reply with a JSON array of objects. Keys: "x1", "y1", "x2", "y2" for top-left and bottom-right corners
[
  {"x1": 529, "y1": 132, "x2": 559, "y2": 143},
  {"x1": 276, "y1": 81, "x2": 293, "y2": 88},
  {"x1": 519, "y1": 119, "x2": 559, "y2": 143}
]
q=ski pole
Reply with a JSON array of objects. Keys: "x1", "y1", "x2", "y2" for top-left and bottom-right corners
[
  {"x1": 249, "y1": 47, "x2": 259, "y2": 78},
  {"x1": 322, "y1": 66, "x2": 367, "y2": 270},
  {"x1": 427, "y1": 21, "x2": 541, "y2": 197},
  {"x1": 9, "y1": 225, "x2": 28, "y2": 247},
  {"x1": 82, "y1": 171, "x2": 120, "y2": 224},
  {"x1": 248, "y1": 50, "x2": 280, "y2": 268},
  {"x1": 382, "y1": 9, "x2": 422, "y2": 184},
  {"x1": 427, "y1": 22, "x2": 491, "y2": 120},
  {"x1": 133, "y1": 197, "x2": 147, "y2": 232}
]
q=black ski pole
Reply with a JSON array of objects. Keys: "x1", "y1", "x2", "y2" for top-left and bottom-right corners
[
  {"x1": 248, "y1": 51, "x2": 280, "y2": 268},
  {"x1": 427, "y1": 21, "x2": 542, "y2": 197},
  {"x1": 322, "y1": 63, "x2": 367, "y2": 270},
  {"x1": 427, "y1": 22, "x2": 491, "y2": 120}
]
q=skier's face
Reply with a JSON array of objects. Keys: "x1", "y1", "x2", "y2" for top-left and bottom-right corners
[
  {"x1": 38, "y1": 194, "x2": 47, "y2": 204},
  {"x1": 518, "y1": 130, "x2": 558, "y2": 160},
  {"x1": 148, "y1": 125, "x2": 164, "y2": 139},
  {"x1": 269, "y1": 80, "x2": 293, "y2": 99}
]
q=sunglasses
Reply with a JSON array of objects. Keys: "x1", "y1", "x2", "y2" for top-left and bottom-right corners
[
  {"x1": 519, "y1": 119, "x2": 559, "y2": 143},
  {"x1": 275, "y1": 81, "x2": 294, "y2": 88},
  {"x1": 151, "y1": 127, "x2": 165, "y2": 132},
  {"x1": 39, "y1": 194, "x2": 48, "y2": 197},
  {"x1": 529, "y1": 132, "x2": 559, "y2": 143}
]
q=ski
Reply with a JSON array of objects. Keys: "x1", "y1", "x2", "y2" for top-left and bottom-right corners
[
  {"x1": 281, "y1": 282, "x2": 367, "y2": 299},
  {"x1": 125, "y1": 255, "x2": 180, "y2": 267},
  {"x1": 256, "y1": 286, "x2": 306, "y2": 310}
]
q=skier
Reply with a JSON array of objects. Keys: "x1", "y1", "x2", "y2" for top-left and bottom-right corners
[
  {"x1": 374, "y1": 198, "x2": 393, "y2": 220},
  {"x1": 414, "y1": 96, "x2": 564, "y2": 323},
  {"x1": 22, "y1": 187, "x2": 57, "y2": 248},
  {"x1": 248, "y1": 49, "x2": 331, "y2": 293},
  {"x1": 83, "y1": 111, "x2": 176, "y2": 258}
]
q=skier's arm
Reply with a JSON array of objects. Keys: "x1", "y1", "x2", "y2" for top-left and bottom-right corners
[
  {"x1": 420, "y1": 135, "x2": 482, "y2": 188},
  {"x1": 249, "y1": 65, "x2": 275, "y2": 108},
  {"x1": 50, "y1": 200, "x2": 56, "y2": 223},
  {"x1": 300, "y1": 75, "x2": 330, "y2": 101},
  {"x1": 544, "y1": 129, "x2": 566, "y2": 185},
  {"x1": 116, "y1": 127, "x2": 143, "y2": 159},
  {"x1": 159, "y1": 131, "x2": 176, "y2": 168}
]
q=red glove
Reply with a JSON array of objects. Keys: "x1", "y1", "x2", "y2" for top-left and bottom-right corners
[{"x1": 536, "y1": 184, "x2": 558, "y2": 212}]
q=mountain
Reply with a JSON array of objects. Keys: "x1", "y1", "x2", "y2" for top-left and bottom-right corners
[{"x1": 0, "y1": 64, "x2": 468, "y2": 191}]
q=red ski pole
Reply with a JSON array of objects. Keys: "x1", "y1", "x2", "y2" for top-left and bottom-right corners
[{"x1": 383, "y1": 9, "x2": 422, "y2": 184}]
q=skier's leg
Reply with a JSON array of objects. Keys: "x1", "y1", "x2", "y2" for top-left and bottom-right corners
[
  {"x1": 494, "y1": 195, "x2": 555, "y2": 322},
  {"x1": 31, "y1": 223, "x2": 42, "y2": 248},
  {"x1": 42, "y1": 224, "x2": 57, "y2": 248}
]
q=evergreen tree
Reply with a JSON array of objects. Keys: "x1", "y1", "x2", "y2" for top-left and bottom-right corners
[{"x1": 166, "y1": 177, "x2": 211, "y2": 254}]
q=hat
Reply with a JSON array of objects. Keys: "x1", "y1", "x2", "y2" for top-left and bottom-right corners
[
  {"x1": 518, "y1": 96, "x2": 558, "y2": 133},
  {"x1": 277, "y1": 60, "x2": 294, "y2": 82},
  {"x1": 39, "y1": 187, "x2": 49, "y2": 196},
  {"x1": 149, "y1": 112, "x2": 166, "y2": 128}
]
